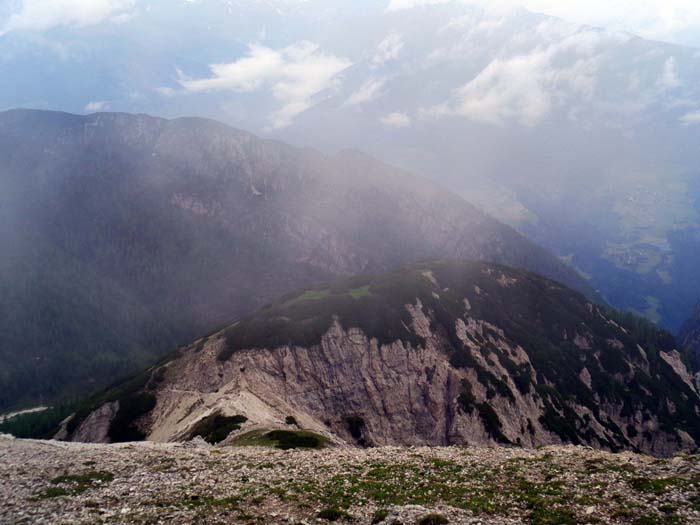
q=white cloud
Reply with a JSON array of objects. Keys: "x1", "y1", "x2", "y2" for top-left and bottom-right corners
[
  {"x1": 386, "y1": 0, "x2": 451, "y2": 11},
  {"x1": 657, "y1": 57, "x2": 681, "y2": 90},
  {"x1": 448, "y1": 52, "x2": 552, "y2": 126},
  {"x1": 427, "y1": 24, "x2": 606, "y2": 126},
  {"x1": 179, "y1": 41, "x2": 351, "y2": 128},
  {"x1": 387, "y1": 0, "x2": 700, "y2": 47},
  {"x1": 345, "y1": 78, "x2": 387, "y2": 106},
  {"x1": 0, "y1": 0, "x2": 135, "y2": 35},
  {"x1": 680, "y1": 110, "x2": 700, "y2": 125},
  {"x1": 381, "y1": 112, "x2": 412, "y2": 127},
  {"x1": 84, "y1": 100, "x2": 110, "y2": 112},
  {"x1": 155, "y1": 87, "x2": 177, "y2": 97},
  {"x1": 372, "y1": 34, "x2": 405, "y2": 67},
  {"x1": 179, "y1": 45, "x2": 283, "y2": 93}
]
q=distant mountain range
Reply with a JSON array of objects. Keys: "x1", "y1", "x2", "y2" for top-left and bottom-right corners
[
  {"x1": 0, "y1": 109, "x2": 593, "y2": 410},
  {"x1": 3, "y1": 0, "x2": 697, "y2": 328},
  {"x1": 3, "y1": 0, "x2": 699, "y2": 328},
  {"x1": 62, "y1": 260, "x2": 700, "y2": 457}
]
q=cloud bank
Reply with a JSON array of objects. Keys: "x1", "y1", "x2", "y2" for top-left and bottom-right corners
[
  {"x1": 178, "y1": 41, "x2": 351, "y2": 128},
  {"x1": 425, "y1": 22, "x2": 609, "y2": 126},
  {"x1": 84, "y1": 100, "x2": 110, "y2": 112},
  {"x1": 381, "y1": 112, "x2": 412, "y2": 128},
  {"x1": 387, "y1": 0, "x2": 700, "y2": 47},
  {"x1": 372, "y1": 34, "x2": 405, "y2": 67},
  {"x1": 345, "y1": 78, "x2": 387, "y2": 106},
  {"x1": 0, "y1": 0, "x2": 135, "y2": 35}
]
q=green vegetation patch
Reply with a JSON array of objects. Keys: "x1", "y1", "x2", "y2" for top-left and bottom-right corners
[
  {"x1": 419, "y1": 513, "x2": 449, "y2": 525},
  {"x1": 52, "y1": 471, "x2": 114, "y2": 486},
  {"x1": 34, "y1": 486, "x2": 71, "y2": 500},
  {"x1": 0, "y1": 405, "x2": 74, "y2": 439},
  {"x1": 218, "y1": 268, "x2": 437, "y2": 360},
  {"x1": 318, "y1": 507, "x2": 350, "y2": 521},
  {"x1": 629, "y1": 477, "x2": 682, "y2": 495},
  {"x1": 35, "y1": 471, "x2": 114, "y2": 499},
  {"x1": 264, "y1": 430, "x2": 328, "y2": 450},
  {"x1": 286, "y1": 453, "x2": 624, "y2": 525},
  {"x1": 230, "y1": 429, "x2": 328, "y2": 449},
  {"x1": 349, "y1": 285, "x2": 372, "y2": 299},
  {"x1": 372, "y1": 509, "x2": 389, "y2": 524},
  {"x1": 188, "y1": 412, "x2": 248, "y2": 444},
  {"x1": 180, "y1": 494, "x2": 241, "y2": 509},
  {"x1": 285, "y1": 289, "x2": 332, "y2": 306}
]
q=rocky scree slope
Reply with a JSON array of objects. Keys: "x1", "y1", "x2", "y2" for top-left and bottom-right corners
[
  {"x1": 64, "y1": 260, "x2": 700, "y2": 457},
  {"x1": 0, "y1": 109, "x2": 595, "y2": 410},
  {"x1": 2, "y1": 435, "x2": 700, "y2": 525}
]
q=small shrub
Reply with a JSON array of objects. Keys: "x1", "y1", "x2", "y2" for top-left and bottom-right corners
[
  {"x1": 418, "y1": 514, "x2": 449, "y2": 525},
  {"x1": 51, "y1": 472, "x2": 114, "y2": 485},
  {"x1": 527, "y1": 507, "x2": 577, "y2": 525},
  {"x1": 372, "y1": 509, "x2": 389, "y2": 524},
  {"x1": 629, "y1": 477, "x2": 679, "y2": 495},
  {"x1": 35, "y1": 487, "x2": 70, "y2": 499},
  {"x1": 188, "y1": 413, "x2": 248, "y2": 444},
  {"x1": 39, "y1": 471, "x2": 114, "y2": 498},
  {"x1": 264, "y1": 430, "x2": 324, "y2": 450},
  {"x1": 318, "y1": 507, "x2": 348, "y2": 521},
  {"x1": 285, "y1": 415, "x2": 298, "y2": 426}
]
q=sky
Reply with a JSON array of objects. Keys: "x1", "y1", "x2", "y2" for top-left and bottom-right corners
[
  {"x1": 0, "y1": 0, "x2": 699, "y2": 331},
  {"x1": 388, "y1": 0, "x2": 700, "y2": 47},
  {"x1": 1, "y1": 0, "x2": 699, "y2": 132},
  {"x1": 2, "y1": 0, "x2": 700, "y2": 47}
]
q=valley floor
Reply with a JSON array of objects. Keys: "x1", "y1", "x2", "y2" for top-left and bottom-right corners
[{"x1": 0, "y1": 435, "x2": 699, "y2": 525}]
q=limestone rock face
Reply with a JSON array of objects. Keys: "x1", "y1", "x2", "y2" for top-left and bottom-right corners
[
  {"x1": 66, "y1": 261, "x2": 700, "y2": 456},
  {"x1": 71, "y1": 402, "x2": 119, "y2": 443}
]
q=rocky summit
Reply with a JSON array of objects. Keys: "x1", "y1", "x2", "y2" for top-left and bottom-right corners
[
  {"x1": 1, "y1": 434, "x2": 699, "y2": 525},
  {"x1": 63, "y1": 260, "x2": 700, "y2": 457}
]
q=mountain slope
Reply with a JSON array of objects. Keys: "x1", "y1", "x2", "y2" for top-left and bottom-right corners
[
  {"x1": 64, "y1": 260, "x2": 700, "y2": 457},
  {"x1": 680, "y1": 303, "x2": 700, "y2": 374},
  {"x1": 0, "y1": 109, "x2": 594, "y2": 410}
]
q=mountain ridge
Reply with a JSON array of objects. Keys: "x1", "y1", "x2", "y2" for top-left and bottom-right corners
[
  {"x1": 0, "y1": 109, "x2": 595, "y2": 410},
  {"x1": 62, "y1": 260, "x2": 700, "y2": 457}
]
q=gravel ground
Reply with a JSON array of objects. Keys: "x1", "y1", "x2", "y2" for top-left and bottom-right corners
[{"x1": 1, "y1": 434, "x2": 699, "y2": 525}]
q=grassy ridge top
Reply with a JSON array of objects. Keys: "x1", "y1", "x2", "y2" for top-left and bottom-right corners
[{"x1": 221, "y1": 259, "x2": 664, "y2": 359}]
